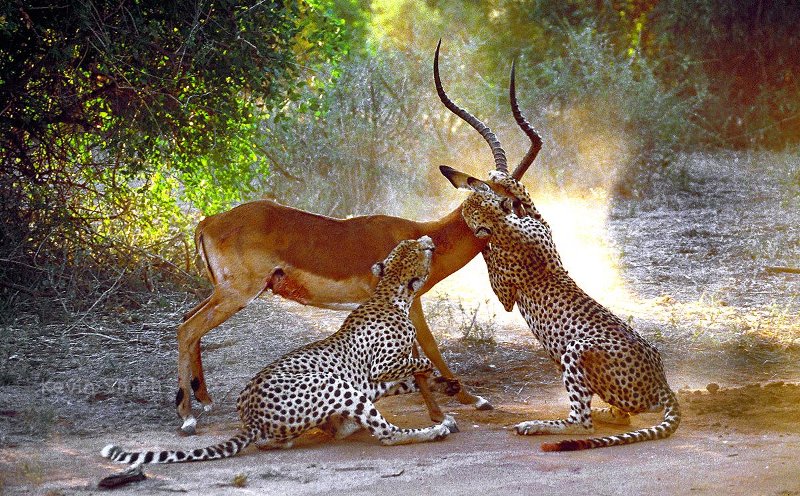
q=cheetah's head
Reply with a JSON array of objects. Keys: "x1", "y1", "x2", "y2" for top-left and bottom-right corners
[
  {"x1": 440, "y1": 167, "x2": 563, "y2": 311},
  {"x1": 371, "y1": 235, "x2": 435, "y2": 300}
]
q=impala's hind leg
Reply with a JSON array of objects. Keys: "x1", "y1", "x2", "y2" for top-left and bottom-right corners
[
  {"x1": 515, "y1": 342, "x2": 595, "y2": 436},
  {"x1": 176, "y1": 293, "x2": 244, "y2": 432},
  {"x1": 189, "y1": 340, "x2": 212, "y2": 411},
  {"x1": 177, "y1": 268, "x2": 283, "y2": 433}
]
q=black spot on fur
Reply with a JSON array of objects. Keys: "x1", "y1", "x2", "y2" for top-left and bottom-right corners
[{"x1": 175, "y1": 388, "x2": 184, "y2": 407}]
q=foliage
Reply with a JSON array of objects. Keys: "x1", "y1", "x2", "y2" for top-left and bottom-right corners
[
  {"x1": 2, "y1": 0, "x2": 798, "y2": 317},
  {"x1": 521, "y1": 24, "x2": 694, "y2": 194},
  {"x1": 256, "y1": 48, "x2": 477, "y2": 218},
  {"x1": 646, "y1": 0, "x2": 800, "y2": 148},
  {"x1": 0, "y1": 0, "x2": 352, "y2": 317}
]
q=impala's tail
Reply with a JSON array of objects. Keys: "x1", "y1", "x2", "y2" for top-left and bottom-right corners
[
  {"x1": 101, "y1": 428, "x2": 256, "y2": 465},
  {"x1": 541, "y1": 389, "x2": 680, "y2": 452}
]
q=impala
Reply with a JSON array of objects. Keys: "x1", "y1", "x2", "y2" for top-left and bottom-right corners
[{"x1": 175, "y1": 41, "x2": 542, "y2": 433}]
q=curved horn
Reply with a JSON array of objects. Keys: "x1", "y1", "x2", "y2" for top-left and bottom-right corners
[
  {"x1": 509, "y1": 59, "x2": 542, "y2": 180},
  {"x1": 434, "y1": 39, "x2": 507, "y2": 173}
]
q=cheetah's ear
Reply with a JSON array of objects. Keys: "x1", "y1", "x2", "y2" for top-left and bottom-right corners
[
  {"x1": 371, "y1": 262, "x2": 385, "y2": 278},
  {"x1": 407, "y1": 277, "x2": 425, "y2": 293}
]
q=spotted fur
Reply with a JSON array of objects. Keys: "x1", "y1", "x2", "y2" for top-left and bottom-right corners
[
  {"x1": 102, "y1": 236, "x2": 456, "y2": 465},
  {"x1": 446, "y1": 169, "x2": 680, "y2": 451}
]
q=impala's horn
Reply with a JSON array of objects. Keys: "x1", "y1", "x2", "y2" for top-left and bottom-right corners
[
  {"x1": 434, "y1": 39, "x2": 507, "y2": 173},
  {"x1": 509, "y1": 60, "x2": 542, "y2": 180}
]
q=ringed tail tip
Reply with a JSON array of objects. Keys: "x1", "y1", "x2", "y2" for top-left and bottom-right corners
[
  {"x1": 101, "y1": 444, "x2": 120, "y2": 459},
  {"x1": 541, "y1": 440, "x2": 585, "y2": 452}
]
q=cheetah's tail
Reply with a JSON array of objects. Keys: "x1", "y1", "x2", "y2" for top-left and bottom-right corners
[
  {"x1": 101, "y1": 428, "x2": 257, "y2": 465},
  {"x1": 541, "y1": 388, "x2": 680, "y2": 452}
]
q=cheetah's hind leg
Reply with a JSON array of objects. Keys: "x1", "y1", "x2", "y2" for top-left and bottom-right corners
[
  {"x1": 345, "y1": 394, "x2": 454, "y2": 446},
  {"x1": 319, "y1": 415, "x2": 363, "y2": 440},
  {"x1": 592, "y1": 406, "x2": 632, "y2": 426}
]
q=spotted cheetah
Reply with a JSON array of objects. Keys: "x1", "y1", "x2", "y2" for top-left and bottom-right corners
[
  {"x1": 102, "y1": 236, "x2": 457, "y2": 465},
  {"x1": 441, "y1": 167, "x2": 680, "y2": 451}
]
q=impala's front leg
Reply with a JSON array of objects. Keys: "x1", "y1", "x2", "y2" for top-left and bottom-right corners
[
  {"x1": 410, "y1": 298, "x2": 492, "y2": 410},
  {"x1": 407, "y1": 342, "x2": 443, "y2": 422},
  {"x1": 514, "y1": 345, "x2": 595, "y2": 436}
]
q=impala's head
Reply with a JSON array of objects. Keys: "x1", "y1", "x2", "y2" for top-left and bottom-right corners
[
  {"x1": 433, "y1": 40, "x2": 542, "y2": 206},
  {"x1": 433, "y1": 41, "x2": 555, "y2": 309},
  {"x1": 371, "y1": 235, "x2": 435, "y2": 299},
  {"x1": 441, "y1": 169, "x2": 563, "y2": 310}
]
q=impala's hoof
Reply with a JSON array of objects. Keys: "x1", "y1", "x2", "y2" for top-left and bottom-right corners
[
  {"x1": 179, "y1": 416, "x2": 197, "y2": 436},
  {"x1": 474, "y1": 396, "x2": 494, "y2": 411},
  {"x1": 432, "y1": 376, "x2": 462, "y2": 396}
]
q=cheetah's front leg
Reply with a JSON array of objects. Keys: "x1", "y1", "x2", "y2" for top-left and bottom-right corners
[
  {"x1": 345, "y1": 394, "x2": 455, "y2": 446},
  {"x1": 515, "y1": 344, "x2": 595, "y2": 436}
]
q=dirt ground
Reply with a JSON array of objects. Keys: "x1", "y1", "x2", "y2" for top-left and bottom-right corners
[
  {"x1": 2, "y1": 380, "x2": 800, "y2": 495},
  {"x1": 1, "y1": 152, "x2": 800, "y2": 494}
]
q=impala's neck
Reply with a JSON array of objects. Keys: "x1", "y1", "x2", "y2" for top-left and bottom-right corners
[{"x1": 417, "y1": 206, "x2": 487, "y2": 293}]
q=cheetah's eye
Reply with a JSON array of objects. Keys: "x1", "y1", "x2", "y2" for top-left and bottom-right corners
[
  {"x1": 499, "y1": 198, "x2": 515, "y2": 214},
  {"x1": 475, "y1": 226, "x2": 492, "y2": 239}
]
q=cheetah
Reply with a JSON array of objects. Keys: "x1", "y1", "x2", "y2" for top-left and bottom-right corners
[
  {"x1": 102, "y1": 236, "x2": 457, "y2": 465},
  {"x1": 441, "y1": 166, "x2": 680, "y2": 451}
]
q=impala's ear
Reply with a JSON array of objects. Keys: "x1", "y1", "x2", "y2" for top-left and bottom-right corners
[
  {"x1": 371, "y1": 261, "x2": 385, "y2": 278},
  {"x1": 407, "y1": 277, "x2": 425, "y2": 292},
  {"x1": 439, "y1": 165, "x2": 491, "y2": 193}
]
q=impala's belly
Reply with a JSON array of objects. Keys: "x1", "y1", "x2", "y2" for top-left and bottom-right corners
[{"x1": 268, "y1": 268, "x2": 374, "y2": 310}]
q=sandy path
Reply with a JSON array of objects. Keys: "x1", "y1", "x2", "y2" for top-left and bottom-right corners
[
  {"x1": 2, "y1": 153, "x2": 799, "y2": 494},
  {"x1": 3, "y1": 383, "x2": 800, "y2": 495}
]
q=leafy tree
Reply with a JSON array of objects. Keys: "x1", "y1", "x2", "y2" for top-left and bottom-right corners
[
  {"x1": 0, "y1": 0, "x2": 353, "y2": 314},
  {"x1": 647, "y1": 0, "x2": 800, "y2": 147}
]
